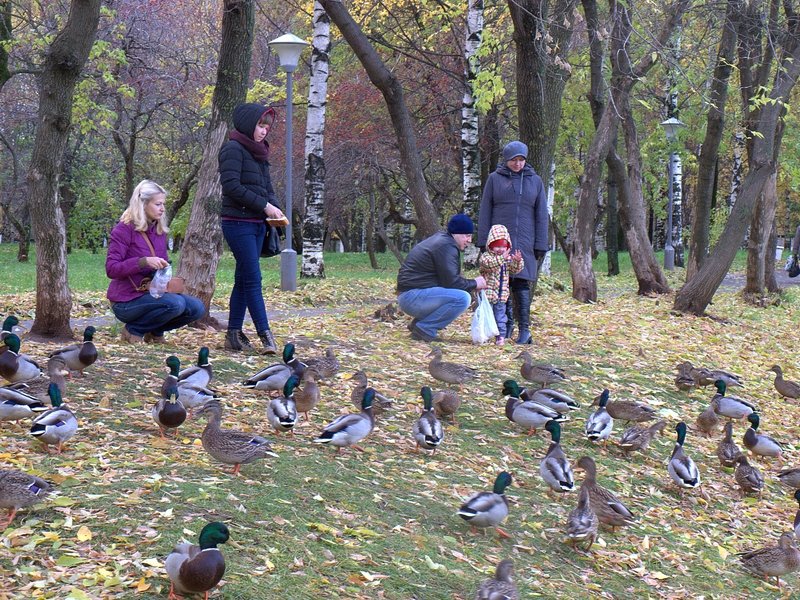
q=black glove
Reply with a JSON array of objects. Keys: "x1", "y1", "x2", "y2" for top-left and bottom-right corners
[{"x1": 534, "y1": 249, "x2": 547, "y2": 261}]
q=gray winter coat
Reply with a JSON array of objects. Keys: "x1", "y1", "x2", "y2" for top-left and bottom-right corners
[{"x1": 477, "y1": 163, "x2": 548, "y2": 281}]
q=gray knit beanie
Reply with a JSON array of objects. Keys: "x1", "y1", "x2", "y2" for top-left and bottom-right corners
[{"x1": 502, "y1": 141, "x2": 528, "y2": 161}]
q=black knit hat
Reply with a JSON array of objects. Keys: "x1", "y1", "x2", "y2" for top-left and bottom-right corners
[{"x1": 447, "y1": 214, "x2": 474, "y2": 235}]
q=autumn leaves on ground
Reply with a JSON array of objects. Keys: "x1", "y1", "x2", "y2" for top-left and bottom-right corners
[{"x1": 1, "y1": 255, "x2": 800, "y2": 599}]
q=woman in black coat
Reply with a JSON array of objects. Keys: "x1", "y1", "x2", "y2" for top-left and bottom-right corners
[
  {"x1": 218, "y1": 102, "x2": 286, "y2": 354},
  {"x1": 477, "y1": 141, "x2": 549, "y2": 344}
]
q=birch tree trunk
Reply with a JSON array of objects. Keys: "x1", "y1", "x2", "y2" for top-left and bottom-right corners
[
  {"x1": 319, "y1": 0, "x2": 439, "y2": 237},
  {"x1": 665, "y1": 28, "x2": 684, "y2": 267},
  {"x1": 178, "y1": 0, "x2": 254, "y2": 328},
  {"x1": 301, "y1": 1, "x2": 330, "y2": 279},
  {"x1": 28, "y1": 0, "x2": 101, "y2": 339},
  {"x1": 727, "y1": 131, "x2": 745, "y2": 209},
  {"x1": 461, "y1": 0, "x2": 483, "y2": 218}
]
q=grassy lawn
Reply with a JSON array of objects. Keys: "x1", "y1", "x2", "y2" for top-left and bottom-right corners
[{"x1": 1, "y1": 242, "x2": 799, "y2": 599}]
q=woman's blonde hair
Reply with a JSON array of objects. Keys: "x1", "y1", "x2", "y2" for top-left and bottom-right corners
[{"x1": 120, "y1": 179, "x2": 169, "y2": 234}]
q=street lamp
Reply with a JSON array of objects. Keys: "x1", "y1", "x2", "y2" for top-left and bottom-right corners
[
  {"x1": 268, "y1": 33, "x2": 309, "y2": 292},
  {"x1": 660, "y1": 117, "x2": 684, "y2": 271}
]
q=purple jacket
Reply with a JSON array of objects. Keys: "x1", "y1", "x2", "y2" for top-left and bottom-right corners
[{"x1": 106, "y1": 221, "x2": 169, "y2": 302}]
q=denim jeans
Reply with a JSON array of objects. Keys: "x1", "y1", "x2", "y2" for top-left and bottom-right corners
[
  {"x1": 221, "y1": 220, "x2": 270, "y2": 332},
  {"x1": 112, "y1": 293, "x2": 205, "y2": 337},
  {"x1": 397, "y1": 287, "x2": 471, "y2": 338},
  {"x1": 492, "y1": 300, "x2": 508, "y2": 338}
]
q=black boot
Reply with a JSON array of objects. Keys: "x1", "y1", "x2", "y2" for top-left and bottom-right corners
[
  {"x1": 225, "y1": 329, "x2": 253, "y2": 351},
  {"x1": 505, "y1": 295, "x2": 515, "y2": 341},
  {"x1": 513, "y1": 285, "x2": 532, "y2": 344},
  {"x1": 258, "y1": 329, "x2": 278, "y2": 355}
]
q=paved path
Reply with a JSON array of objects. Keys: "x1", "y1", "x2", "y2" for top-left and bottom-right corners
[{"x1": 719, "y1": 267, "x2": 800, "y2": 292}]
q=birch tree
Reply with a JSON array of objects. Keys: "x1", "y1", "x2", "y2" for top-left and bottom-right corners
[{"x1": 461, "y1": 0, "x2": 483, "y2": 218}]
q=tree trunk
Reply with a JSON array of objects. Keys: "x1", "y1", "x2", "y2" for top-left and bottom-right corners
[
  {"x1": 461, "y1": 0, "x2": 484, "y2": 218},
  {"x1": 744, "y1": 169, "x2": 777, "y2": 297},
  {"x1": 319, "y1": 0, "x2": 439, "y2": 238},
  {"x1": 27, "y1": 0, "x2": 101, "y2": 339},
  {"x1": 606, "y1": 170, "x2": 619, "y2": 276},
  {"x1": 508, "y1": 0, "x2": 578, "y2": 179},
  {"x1": 301, "y1": 2, "x2": 330, "y2": 279},
  {"x1": 675, "y1": 40, "x2": 800, "y2": 314},
  {"x1": 178, "y1": 0, "x2": 255, "y2": 328},
  {"x1": 727, "y1": 131, "x2": 745, "y2": 209},
  {"x1": 0, "y1": 0, "x2": 11, "y2": 90},
  {"x1": 687, "y1": 0, "x2": 739, "y2": 280}
]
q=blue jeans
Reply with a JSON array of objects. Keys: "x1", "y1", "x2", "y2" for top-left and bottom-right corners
[
  {"x1": 221, "y1": 220, "x2": 270, "y2": 332},
  {"x1": 112, "y1": 293, "x2": 205, "y2": 337},
  {"x1": 492, "y1": 300, "x2": 508, "y2": 338},
  {"x1": 397, "y1": 287, "x2": 471, "y2": 338}
]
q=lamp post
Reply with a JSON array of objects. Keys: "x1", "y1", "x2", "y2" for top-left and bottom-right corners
[
  {"x1": 268, "y1": 33, "x2": 309, "y2": 292},
  {"x1": 660, "y1": 117, "x2": 684, "y2": 271}
]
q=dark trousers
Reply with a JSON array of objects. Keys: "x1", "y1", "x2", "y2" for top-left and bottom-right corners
[{"x1": 221, "y1": 220, "x2": 270, "y2": 332}]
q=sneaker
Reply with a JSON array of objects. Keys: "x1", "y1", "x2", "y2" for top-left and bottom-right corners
[
  {"x1": 258, "y1": 329, "x2": 278, "y2": 355},
  {"x1": 409, "y1": 323, "x2": 437, "y2": 343},
  {"x1": 121, "y1": 327, "x2": 144, "y2": 344},
  {"x1": 144, "y1": 333, "x2": 167, "y2": 344}
]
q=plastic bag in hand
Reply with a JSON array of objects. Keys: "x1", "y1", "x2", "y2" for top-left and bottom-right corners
[
  {"x1": 471, "y1": 291, "x2": 499, "y2": 344},
  {"x1": 149, "y1": 264, "x2": 172, "y2": 298}
]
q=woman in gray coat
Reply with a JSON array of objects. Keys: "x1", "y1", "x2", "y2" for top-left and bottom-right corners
[{"x1": 477, "y1": 141, "x2": 549, "y2": 344}]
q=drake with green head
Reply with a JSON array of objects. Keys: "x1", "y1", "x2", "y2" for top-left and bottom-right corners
[
  {"x1": 457, "y1": 471, "x2": 513, "y2": 538},
  {"x1": 711, "y1": 380, "x2": 756, "y2": 420},
  {"x1": 48, "y1": 326, "x2": 98, "y2": 375},
  {"x1": 503, "y1": 380, "x2": 565, "y2": 435},
  {"x1": 743, "y1": 413, "x2": 783, "y2": 458},
  {"x1": 0, "y1": 315, "x2": 20, "y2": 353},
  {"x1": 152, "y1": 384, "x2": 186, "y2": 438},
  {"x1": 165, "y1": 521, "x2": 229, "y2": 599},
  {"x1": 30, "y1": 383, "x2": 78, "y2": 454},
  {"x1": 313, "y1": 388, "x2": 375, "y2": 452},
  {"x1": 540, "y1": 420, "x2": 574, "y2": 494},
  {"x1": 267, "y1": 375, "x2": 299, "y2": 433},
  {"x1": 192, "y1": 399, "x2": 278, "y2": 475},
  {"x1": 0, "y1": 334, "x2": 43, "y2": 384},
  {"x1": 242, "y1": 343, "x2": 306, "y2": 392},
  {"x1": 667, "y1": 422, "x2": 701, "y2": 494},
  {"x1": 0, "y1": 469, "x2": 54, "y2": 528},
  {"x1": 521, "y1": 386, "x2": 579, "y2": 414},
  {"x1": 585, "y1": 389, "x2": 613, "y2": 444},
  {"x1": 413, "y1": 386, "x2": 444, "y2": 454},
  {"x1": 178, "y1": 347, "x2": 213, "y2": 389}
]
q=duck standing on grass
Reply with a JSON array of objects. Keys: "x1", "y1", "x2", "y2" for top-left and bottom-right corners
[
  {"x1": 0, "y1": 386, "x2": 48, "y2": 423},
  {"x1": 515, "y1": 351, "x2": 565, "y2": 389},
  {"x1": 777, "y1": 467, "x2": 800, "y2": 490},
  {"x1": 743, "y1": 413, "x2": 783, "y2": 459},
  {"x1": 711, "y1": 380, "x2": 756, "y2": 420},
  {"x1": 539, "y1": 420, "x2": 574, "y2": 494},
  {"x1": 48, "y1": 326, "x2": 98, "y2": 376},
  {"x1": 0, "y1": 334, "x2": 42, "y2": 384},
  {"x1": 428, "y1": 347, "x2": 477, "y2": 386},
  {"x1": 166, "y1": 521, "x2": 229, "y2": 600},
  {"x1": 457, "y1": 471, "x2": 513, "y2": 538},
  {"x1": 585, "y1": 389, "x2": 613, "y2": 445},
  {"x1": 574, "y1": 456, "x2": 635, "y2": 530},
  {"x1": 737, "y1": 531, "x2": 800, "y2": 588},
  {"x1": 503, "y1": 380, "x2": 565, "y2": 435},
  {"x1": 294, "y1": 368, "x2": 321, "y2": 422},
  {"x1": 242, "y1": 343, "x2": 306, "y2": 393},
  {"x1": 30, "y1": 383, "x2": 78, "y2": 454},
  {"x1": 566, "y1": 483, "x2": 598, "y2": 552},
  {"x1": 412, "y1": 386, "x2": 444, "y2": 454},
  {"x1": 432, "y1": 389, "x2": 461, "y2": 426},
  {"x1": 473, "y1": 558, "x2": 518, "y2": 600},
  {"x1": 716, "y1": 421, "x2": 741, "y2": 468},
  {"x1": 152, "y1": 384, "x2": 186, "y2": 438},
  {"x1": 769, "y1": 365, "x2": 800, "y2": 400},
  {"x1": 0, "y1": 469, "x2": 54, "y2": 528},
  {"x1": 618, "y1": 420, "x2": 666, "y2": 456},
  {"x1": 267, "y1": 375, "x2": 299, "y2": 434},
  {"x1": 179, "y1": 347, "x2": 213, "y2": 389},
  {"x1": 733, "y1": 454, "x2": 764, "y2": 497},
  {"x1": 667, "y1": 422, "x2": 701, "y2": 496},
  {"x1": 313, "y1": 388, "x2": 375, "y2": 453}
]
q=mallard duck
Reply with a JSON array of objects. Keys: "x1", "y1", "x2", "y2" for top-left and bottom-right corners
[
  {"x1": 0, "y1": 469, "x2": 54, "y2": 528},
  {"x1": 743, "y1": 413, "x2": 783, "y2": 458},
  {"x1": 695, "y1": 402, "x2": 720, "y2": 437},
  {"x1": 192, "y1": 399, "x2": 278, "y2": 475},
  {"x1": 163, "y1": 355, "x2": 218, "y2": 409},
  {"x1": 679, "y1": 361, "x2": 743, "y2": 388},
  {"x1": 585, "y1": 389, "x2": 613, "y2": 444},
  {"x1": 48, "y1": 326, "x2": 97, "y2": 375},
  {"x1": 242, "y1": 343, "x2": 306, "y2": 393},
  {"x1": 30, "y1": 383, "x2": 78, "y2": 453},
  {"x1": 178, "y1": 347, "x2": 213, "y2": 389},
  {"x1": 267, "y1": 375, "x2": 299, "y2": 434},
  {"x1": 0, "y1": 385, "x2": 48, "y2": 422},
  {"x1": 294, "y1": 368, "x2": 321, "y2": 422},
  {"x1": 413, "y1": 386, "x2": 444, "y2": 453},
  {"x1": 733, "y1": 453, "x2": 764, "y2": 496},
  {"x1": 313, "y1": 388, "x2": 375, "y2": 452},
  {"x1": 349, "y1": 371, "x2": 393, "y2": 412},
  {"x1": 304, "y1": 347, "x2": 340, "y2": 379},
  {"x1": 428, "y1": 347, "x2": 477, "y2": 385},
  {"x1": 777, "y1": 467, "x2": 800, "y2": 489},
  {"x1": 668, "y1": 422, "x2": 701, "y2": 494},
  {"x1": 46, "y1": 354, "x2": 68, "y2": 395},
  {"x1": 674, "y1": 362, "x2": 696, "y2": 391},
  {"x1": 457, "y1": 471, "x2": 512, "y2": 537},
  {"x1": 618, "y1": 420, "x2": 666, "y2": 456},
  {"x1": 716, "y1": 421, "x2": 741, "y2": 467},
  {"x1": 769, "y1": 365, "x2": 800, "y2": 400},
  {"x1": 574, "y1": 456, "x2": 635, "y2": 529},
  {"x1": 0, "y1": 334, "x2": 42, "y2": 384},
  {"x1": 515, "y1": 383, "x2": 579, "y2": 414},
  {"x1": 793, "y1": 490, "x2": 800, "y2": 540},
  {"x1": 473, "y1": 558, "x2": 518, "y2": 600},
  {"x1": 566, "y1": 483, "x2": 598, "y2": 551},
  {"x1": 515, "y1": 351, "x2": 565, "y2": 388},
  {"x1": 593, "y1": 392, "x2": 656, "y2": 423},
  {"x1": 152, "y1": 384, "x2": 186, "y2": 438},
  {"x1": 165, "y1": 521, "x2": 229, "y2": 599},
  {"x1": 503, "y1": 380, "x2": 565, "y2": 435},
  {"x1": 0, "y1": 315, "x2": 20, "y2": 356},
  {"x1": 737, "y1": 531, "x2": 800, "y2": 588},
  {"x1": 711, "y1": 380, "x2": 756, "y2": 420},
  {"x1": 540, "y1": 420, "x2": 574, "y2": 493},
  {"x1": 432, "y1": 389, "x2": 461, "y2": 425}
]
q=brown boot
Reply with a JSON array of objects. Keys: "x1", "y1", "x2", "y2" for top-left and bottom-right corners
[
  {"x1": 143, "y1": 333, "x2": 167, "y2": 344},
  {"x1": 225, "y1": 329, "x2": 253, "y2": 352},
  {"x1": 121, "y1": 327, "x2": 144, "y2": 344},
  {"x1": 258, "y1": 329, "x2": 278, "y2": 355}
]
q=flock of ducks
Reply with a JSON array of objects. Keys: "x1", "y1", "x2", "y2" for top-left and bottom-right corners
[{"x1": 3, "y1": 310, "x2": 800, "y2": 595}]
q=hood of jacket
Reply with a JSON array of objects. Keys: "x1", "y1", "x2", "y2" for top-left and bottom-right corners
[
  {"x1": 487, "y1": 224, "x2": 512, "y2": 247},
  {"x1": 233, "y1": 103, "x2": 275, "y2": 137}
]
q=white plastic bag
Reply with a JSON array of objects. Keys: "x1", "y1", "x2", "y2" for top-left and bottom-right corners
[
  {"x1": 471, "y1": 291, "x2": 499, "y2": 344},
  {"x1": 149, "y1": 265, "x2": 172, "y2": 298}
]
